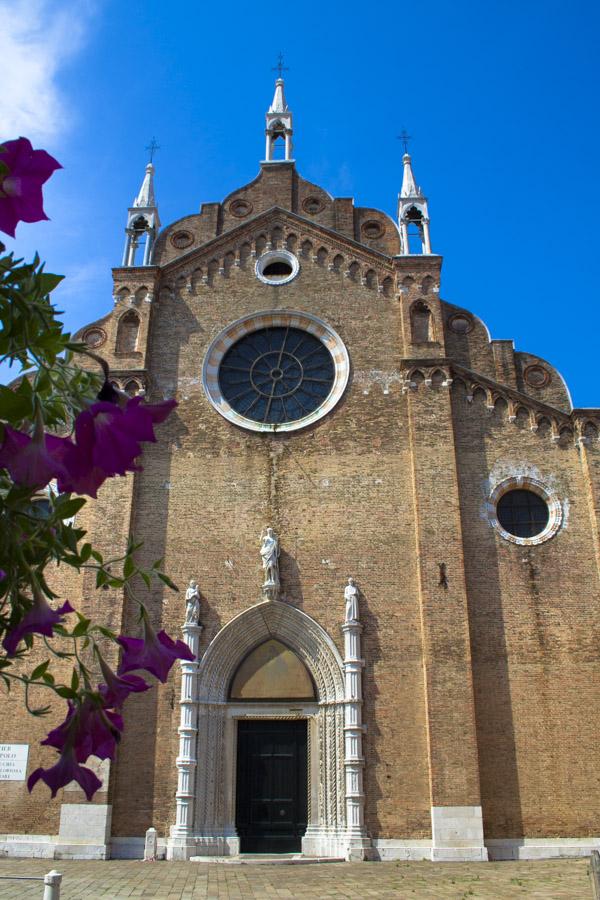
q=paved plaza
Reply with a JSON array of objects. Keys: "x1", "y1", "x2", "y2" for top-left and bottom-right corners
[{"x1": 0, "y1": 858, "x2": 594, "y2": 899}]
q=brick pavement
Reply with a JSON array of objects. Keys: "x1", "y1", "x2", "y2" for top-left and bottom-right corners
[{"x1": 0, "y1": 858, "x2": 593, "y2": 899}]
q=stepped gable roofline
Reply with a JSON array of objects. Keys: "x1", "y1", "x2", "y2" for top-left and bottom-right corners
[{"x1": 158, "y1": 205, "x2": 441, "y2": 275}]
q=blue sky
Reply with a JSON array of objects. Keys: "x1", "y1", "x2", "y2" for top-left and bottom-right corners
[{"x1": 2, "y1": 0, "x2": 598, "y2": 405}]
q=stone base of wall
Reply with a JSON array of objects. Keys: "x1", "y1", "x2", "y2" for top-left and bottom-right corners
[
  {"x1": 430, "y1": 806, "x2": 488, "y2": 861},
  {"x1": 486, "y1": 838, "x2": 600, "y2": 860}
]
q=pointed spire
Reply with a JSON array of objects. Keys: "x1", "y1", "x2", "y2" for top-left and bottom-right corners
[
  {"x1": 400, "y1": 153, "x2": 422, "y2": 199},
  {"x1": 397, "y1": 149, "x2": 432, "y2": 255},
  {"x1": 122, "y1": 160, "x2": 160, "y2": 267},
  {"x1": 264, "y1": 76, "x2": 294, "y2": 163},
  {"x1": 134, "y1": 162, "x2": 156, "y2": 208},
  {"x1": 269, "y1": 78, "x2": 289, "y2": 114}
]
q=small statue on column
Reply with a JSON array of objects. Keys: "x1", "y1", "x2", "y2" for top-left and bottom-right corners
[
  {"x1": 260, "y1": 527, "x2": 280, "y2": 601},
  {"x1": 184, "y1": 579, "x2": 201, "y2": 625},
  {"x1": 344, "y1": 577, "x2": 360, "y2": 623}
]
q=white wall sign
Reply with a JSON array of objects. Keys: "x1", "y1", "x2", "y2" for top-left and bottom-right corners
[{"x1": 0, "y1": 744, "x2": 29, "y2": 781}]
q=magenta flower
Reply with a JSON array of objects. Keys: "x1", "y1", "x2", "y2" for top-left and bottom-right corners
[
  {"x1": 118, "y1": 622, "x2": 194, "y2": 683},
  {"x1": 0, "y1": 138, "x2": 62, "y2": 238},
  {"x1": 57, "y1": 396, "x2": 177, "y2": 498},
  {"x1": 3, "y1": 588, "x2": 73, "y2": 656},
  {"x1": 28, "y1": 748, "x2": 102, "y2": 801},
  {"x1": 0, "y1": 425, "x2": 71, "y2": 489},
  {"x1": 42, "y1": 699, "x2": 123, "y2": 762},
  {"x1": 97, "y1": 653, "x2": 150, "y2": 708}
]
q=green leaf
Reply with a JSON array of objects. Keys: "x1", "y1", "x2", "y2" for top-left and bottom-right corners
[
  {"x1": 70, "y1": 669, "x2": 80, "y2": 691},
  {"x1": 157, "y1": 571, "x2": 179, "y2": 592},
  {"x1": 30, "y1": 660, "x2": 50, "y2": 680},
  {"x1": 37, "y1": 273, "x2": 64, "y2": 295},
  {"x1": 71, "y1": 616, "x2": 91, "y2": 637},
  {"x1": 123, "y1": 554, "x2": 135, "y2": 579},
  {"x1": 55, "y1": 686, "x2": 77, "y2": 700},
  {"x1": 79, "y1": 543, "x2": 92, "y2": 563},
  {"x1": 41, "y1": 672, "x2": 55, "y2": 685},
  {"x1": 0, "y1": 384, "x2": 33, "y2": 422}
]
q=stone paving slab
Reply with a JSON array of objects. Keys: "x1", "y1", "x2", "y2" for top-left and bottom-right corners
[{"x1": 0, "y1": 858, "x2": 593, "y2": 899}]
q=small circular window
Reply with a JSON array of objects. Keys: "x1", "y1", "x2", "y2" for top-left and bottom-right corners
[
  {"x1": 448, "y1": 313, "x2": 474, "y2": 335},
  {"x1": 170, "y1": 230, "x2": 194, "y2": 250},
  {"x1": 361, "y1": 220, "x2": 385, "y2": 240},
  {"x1": 82, "y1": 327, "x2": 106, "y2": 349},
  {"x1": 256, "y1": 250, "x2": 299, "y2": 285},
  {"x1": 229, "y1": 199, "x2": 253, "y2": 218},
  {"x1": 524, "y1": 365, "x2": 551, "y2": 388},
  {"x1": 488, "y1": 479, "x2": 562, "y2": 545},
  {"x1": 302, "y1": 196, "x2": 324, "y2": 215}
]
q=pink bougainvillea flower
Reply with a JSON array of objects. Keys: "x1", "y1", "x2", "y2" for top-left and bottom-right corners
[
  {"x1": 57, "y1": 397, "x2": 177, "y2": 498},
  {"x1": 0, "y1": 137, "x2": 62, "y2": 238},
  {"x1": 27, "y1": 747, "x2": 101, "y2": 801},
  {"x1": 118, "y1": 621, "x2": 194, "y2": 684},
  {"x1": 2, "y1": 588, "x2": 73, "y2": 656},
  {"x1": 0, "y1": 425, "x2": 71, "y2": 489},
  {"x1": 97, "y1": 653, "x2": 150, "y2": 708},
  {"x1": 42, "y1": 698, "x2": 123, "y2": 762}
]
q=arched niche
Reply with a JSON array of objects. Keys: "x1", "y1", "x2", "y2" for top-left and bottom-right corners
[
  {"x1": 116, "y1": 310, "x2": 140, "y2": 353},
  {"x1": 410, "y1": 300, "x2": 434, "y2": 343},
  {"x1": 229, "y1": 639, "x2": 316, "y2": 701}
]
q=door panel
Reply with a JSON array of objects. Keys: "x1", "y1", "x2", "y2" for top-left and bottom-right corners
[{"x1": 236, "y1": 719, "x2": 308, "y2": 853}]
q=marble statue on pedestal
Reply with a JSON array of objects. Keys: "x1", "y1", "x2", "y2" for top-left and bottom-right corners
[
  {"x1": 344, "y1": 577, "x2": 360, "y2": 623},
  {"x1": 260, "y1": 527, "x2": 280, "y2": 600},
  {"x1": 184, "y1": 580, "x2": 201, "y2": 625}
]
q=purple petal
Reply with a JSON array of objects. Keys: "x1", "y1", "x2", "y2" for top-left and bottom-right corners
[
  {"x1": 0, "y1": 138, "x2": 61, "y2": 237},
  {"x1": 0, "y1": 426, "x2": 71, "y2": 488},
  {"x1": 3, "y1": 600, "x2": 73, "y2": 656},
  {"x1": 27, "y1": 749, "x2": 101, "y2": 801}
]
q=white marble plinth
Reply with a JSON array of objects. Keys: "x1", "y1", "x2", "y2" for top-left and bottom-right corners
[{"x1": 430, "y1": 806, "x2": 488, "y2": 861}]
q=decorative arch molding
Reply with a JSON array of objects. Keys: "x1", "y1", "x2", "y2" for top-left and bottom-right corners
[{"x1": 185, "y1": 601, "x2": 348, "y2": 860}]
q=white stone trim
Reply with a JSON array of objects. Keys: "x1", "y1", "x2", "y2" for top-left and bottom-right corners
[
  {"x1": 486, "y1": 837, "x2": 600, "y2": 860},
  {"x1": 430, "y1": 806, "x2": 488, "y2": 862},
  {"x1": 370, "y1": 839, "x2": 432, "y2": 861},
  {"x1": 167, "y1": 600, "x2": 349, "y2": 860},
  {"x1": 202, "y1": 310, "x2": 350, "y2": 434},
  {"x1": 487, "y1": 476, "x2": 563, "y2": 546},
  {"x1": 255, "y1": 249, "x2": 299, "y2": 285}
]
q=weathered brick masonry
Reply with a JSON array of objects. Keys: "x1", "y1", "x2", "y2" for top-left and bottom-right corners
[{"x1": 1, "y1": 79, "x2": 599, "y2": 863}]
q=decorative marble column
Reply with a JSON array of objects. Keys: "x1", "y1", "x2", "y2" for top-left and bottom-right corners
[
  {"x1": 167, "y1": 613, "x2": 202, "y2": 860},
  {"x1": 341, "y1": 578, "x2": 371, "y2": 860}
]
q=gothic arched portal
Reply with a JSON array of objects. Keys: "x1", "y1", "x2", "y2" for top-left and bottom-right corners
[{"x1": 187, "y1": 601, "x2": 347, "y2": 858}]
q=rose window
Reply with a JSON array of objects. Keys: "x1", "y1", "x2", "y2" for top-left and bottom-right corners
[{"x1": 218, "y1": 327, "x2": 335, "y2": 425}]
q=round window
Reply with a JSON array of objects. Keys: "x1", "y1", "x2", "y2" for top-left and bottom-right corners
[
  {"x1": 202, "y1": 311, "x2": 350, "y2": 433},
  {"x1": 82, "y1": 327, "x2": 106, "y2": 349},
  {"x1": 219, "y1": 327, "x2": 334, "y2": 426},
  {"x1": 170, "y1": 230, "x2": 194, "y2": 250},
  {"x1": 256, "y1": 250, "x2": 299, "y2": 285},
  {"x1": 487, "y1": 479, "x2": 562, "y2": 545},
  {"x1": 524, "y1": 365, "x2": 551, "y2": 388},
  {"x1": 496, "y1": 490, "x2": 549, "y2": 538}
]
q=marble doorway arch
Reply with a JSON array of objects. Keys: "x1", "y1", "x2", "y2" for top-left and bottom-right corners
[{"x1": 171, "y1": 600, "x2": 348, "y2": 859}]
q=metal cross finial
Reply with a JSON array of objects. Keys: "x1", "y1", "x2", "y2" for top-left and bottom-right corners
[
  {"x1": 145, "y1": 137, "x2": 160, "y2": 163},
  {"x1": 397, "y1": 129, "x2": 412, "y2": 154},
  {"x1": 272, "y1": 52, "x2": 289, "y2": 79}
]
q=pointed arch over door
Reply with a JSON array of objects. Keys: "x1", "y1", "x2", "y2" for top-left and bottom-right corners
[{"x1": 190, "y1": 601, "x2": 347, "y2": 858}]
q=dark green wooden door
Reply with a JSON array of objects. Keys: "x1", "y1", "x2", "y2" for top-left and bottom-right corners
[{"x1": 236, "y1": 719, "x2": 308, "y2": 853}]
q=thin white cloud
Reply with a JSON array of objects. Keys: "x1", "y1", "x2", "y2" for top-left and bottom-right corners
[{"x1": 0, "y1": 0, "x2": 95, "y2": 143}]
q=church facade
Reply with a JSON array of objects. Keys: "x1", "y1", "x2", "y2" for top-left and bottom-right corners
[{"x1": 1, "y1": 78, "x2": 600, "y2": 863}]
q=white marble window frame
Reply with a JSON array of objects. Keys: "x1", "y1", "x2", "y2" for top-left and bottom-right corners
[
  {"x1": 255, "y1": 249, "x2": 300, "y2": 286},
  {"x1": 202, "y1": 309, "x2": 350, "y2": 433},
  {"x1": 486, "y1": 476, "x2": 563, "y2": 546}
]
